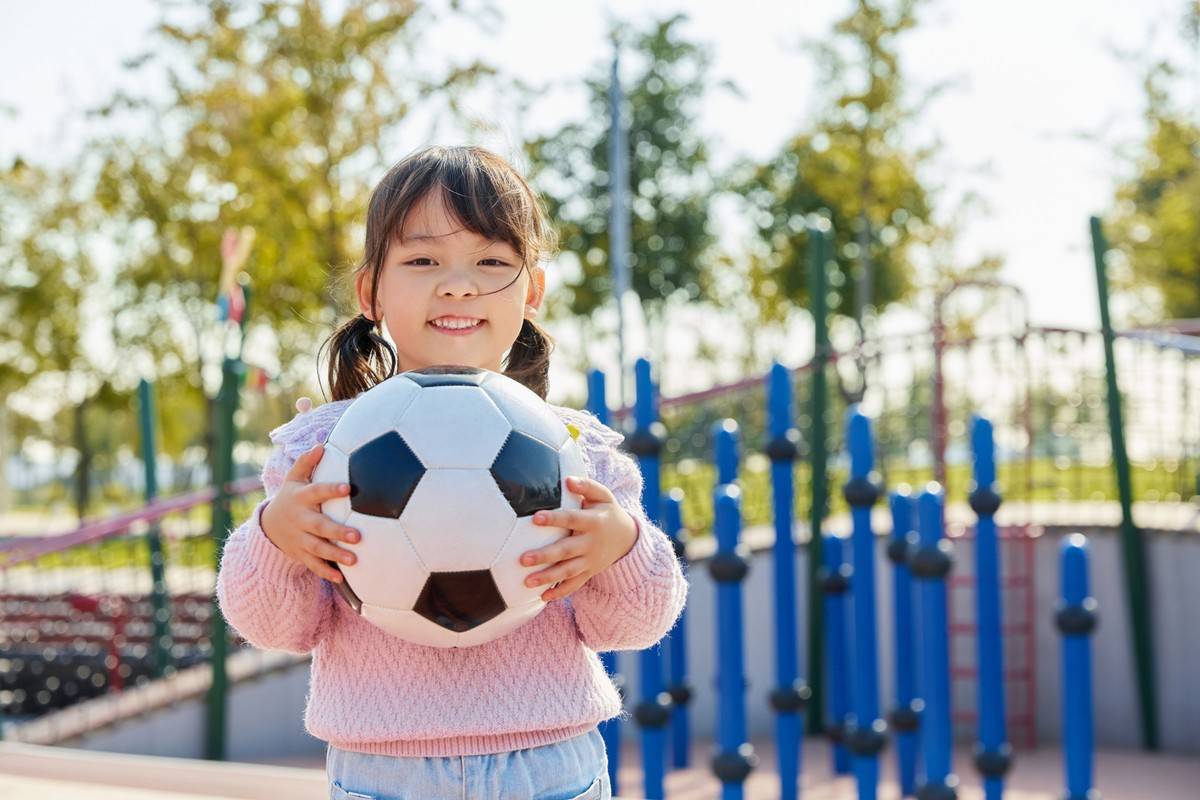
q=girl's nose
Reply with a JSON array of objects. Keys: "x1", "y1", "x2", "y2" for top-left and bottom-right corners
[{"x1": 436, "y1": 265, "x2": 480, "y2": 297}]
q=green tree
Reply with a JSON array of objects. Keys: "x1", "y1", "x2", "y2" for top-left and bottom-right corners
[
  {"x1": 86, "y1": 0, "x2": 495, "y2": 480},
  {"x1": 1107, "y1": 11, "x2": 1200, "y2": 323},
  {"x1": 730, "y1": 0, "x2": 938, "y2": 330},
  {"x1": 523, "y1": 14, "x2": 732, "y2": 369},
  {"x1": 0, "y1": 158, "x2": 136, "y2": 517}
]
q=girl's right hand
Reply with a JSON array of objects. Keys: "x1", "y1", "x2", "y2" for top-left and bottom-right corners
[{"x1": 260, "y1": 443, "x2": 359, "y2": 583}]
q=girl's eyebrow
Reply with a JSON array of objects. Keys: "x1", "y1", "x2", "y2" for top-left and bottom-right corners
[{"x1": 395, "y1": 232, "x2": 514, "y2": 251}]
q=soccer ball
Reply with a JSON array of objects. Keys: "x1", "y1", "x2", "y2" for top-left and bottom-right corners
[{"x1": 309, "y1": 366, "x2": 584, "y2": 648}]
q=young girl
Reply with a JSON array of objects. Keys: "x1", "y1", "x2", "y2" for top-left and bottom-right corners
[{"x1": 216, "y1": 145, "x2": 688, "y2": 800}]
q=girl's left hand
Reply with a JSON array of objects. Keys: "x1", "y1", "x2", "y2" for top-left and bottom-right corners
[{"x1": 521, "y1": 475, "x2": 639, "y2": 601}]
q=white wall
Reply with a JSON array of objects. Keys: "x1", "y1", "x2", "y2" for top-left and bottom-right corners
[
  {"x1": 616, "y1": 522, "x2": 1200, "y2": 754},
  {"x1": 54, "y1": 523, "x2": 1200, "y2": 760},
  {"x1": 59, "y1": 661, "x2": 325, "y2": 763}
]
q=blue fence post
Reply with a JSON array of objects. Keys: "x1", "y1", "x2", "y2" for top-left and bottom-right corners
[
  {"x1": 843, "y1": 409, "x2": 886, "y2": 799},
  {"x1": 766, "y1": 362, "x2": 808, "y2": 800},
  {"x1": 1058, "y1": 534, "x2": 1098, "y2": 800},
  {"x1": 628, "y1": 358, "x2": 671, "y2": 799},
  {"x1": 912, "y1": 486, "x2": 958, "y2": 798},
  {"x1": 888, "y1": 489, "x2": 920, "y2": 797},
  {"x1": 710, "y1": 419, "x2": 756, "y2": 799},
  {"x1": 970, "y1": 417, "x2": 1012, "y2": 800},
  {"x1": 819, "y1": 531, "x2": 853, "y2": 775},
  {"x1": 587, "y1": 368, "x2": 624, "y2": 794},
  {"x1": 662, "y1": 488, "x2": 692, "y2": 769}
]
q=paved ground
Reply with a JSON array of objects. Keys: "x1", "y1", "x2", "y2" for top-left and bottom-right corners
[
  {"x1": 4, "y1": 737, "x2": 1198, "y2": 799},
  {"x1": 605, "y1": 736, "x2": 1200, "y2": 799}
]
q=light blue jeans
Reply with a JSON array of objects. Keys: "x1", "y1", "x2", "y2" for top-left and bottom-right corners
[{"x1": 326, "y1": 727, "x2": 610, "y2": 800}]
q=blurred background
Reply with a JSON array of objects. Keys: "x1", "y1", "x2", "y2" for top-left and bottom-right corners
[
  {"x1": 1, "y1": 0, "x2": 1196, "y2": 524},
  {"x1": 1, "y1": 2, "x2": 1198, "y2": 798}
]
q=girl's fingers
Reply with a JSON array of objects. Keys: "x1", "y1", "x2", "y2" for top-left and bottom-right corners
[
  {"x1": 541, "y1": 573, "x2": 589, "y2": 602},
  {"x1": 525, "y1": 556, "x2": 587, "y2": 589},
  {"x1": 302, "y1": 480, "x2": 352, "y2": 504},
  {"x1": 303, "y1": 532, "x2": 356, "y2": 567},
  {"x1": 520, "y1": 533, "x2": 585, "y2": 566},
  {"x1": 304, "y1": 510, "x2": 359, "y2": 543},
  {"x1": 286, "y1": 443, "x2": 325, "y2": 482},
  {"x1": 531, "y1": 507, "x2": 595, "y2": 532},
  {"x1": 564, "y1": 475, "x2": 613, "y2": 504},
  {"x1": 299, "y1": 552, "x2": 344, "y2": 583}
]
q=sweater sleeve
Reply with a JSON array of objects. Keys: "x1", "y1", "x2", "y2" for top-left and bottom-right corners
[
  {"x1": 566, "y1": 414, "x2": 689, "y2": 653},
  {"x1": 215, "y1": 422, "x2": 337, "y2": 655}
]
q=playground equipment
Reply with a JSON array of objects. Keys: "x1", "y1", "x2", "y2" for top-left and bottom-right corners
[{"x1": 595, "y1": 357, "x2": 1099, "y2": 800}]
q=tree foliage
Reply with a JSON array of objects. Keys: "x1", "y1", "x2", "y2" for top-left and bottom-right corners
[
  {"x1": 730, "y1": 0, "x2": 937, "y2": 326},
  {"x1": 523, "y1": 14, "x2": 731, "y2": 357},
  {"x1": 4, "y1": 0, "x2": 495, "y2": 511},
  {"x1": 1107, "y1": 14, "x2": 1200, "y2": 323}
]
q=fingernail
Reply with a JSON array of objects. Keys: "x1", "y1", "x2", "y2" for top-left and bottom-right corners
[
  {"x1": 341, "y1": 483, "x2": 351, "y2": 493},
  {"x1": 345, "y1": 529, "x2": 358, "y2": 541},
  {"x1": 526, "y1": 577, "x2": 538, "y2": 587},
  {"x1": 521, "y1": 555, "x2": 533, "y2": 565},
  {"x1": 533, "y1": 513, "x2": 545, "y2": 523},
  {"x1": 342, "y1": 555, "x2": 354, "y2": 565}
]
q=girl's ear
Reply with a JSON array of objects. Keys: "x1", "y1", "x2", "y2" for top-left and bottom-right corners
[
  {"x1": 355, "y1": 269, "x2": 378, "y2": 321},
  {"x1": 525, "y1": 265, "x2": 546, "y2": 318}
]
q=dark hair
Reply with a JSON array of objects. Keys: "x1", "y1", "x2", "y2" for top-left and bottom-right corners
[{"x1": 319, "y1": 145, "x2": 559, "y2": 401}]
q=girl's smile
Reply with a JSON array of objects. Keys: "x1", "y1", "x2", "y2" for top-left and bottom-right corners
[{"x1": 428, "y1": 315, "x2": 486, "y2": 335}]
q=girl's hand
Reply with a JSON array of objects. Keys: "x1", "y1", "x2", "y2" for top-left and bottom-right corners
[
  {"x1": 260, "y1": 443, "x2": 360, "y2": 583},
  {"x1": 520, "y1": 476, "x2": 639, "y2": 601}
]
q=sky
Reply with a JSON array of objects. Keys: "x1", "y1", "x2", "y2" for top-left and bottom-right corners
[{"x1": 1, "y1": 0, "x2": 1194, "y2": 405}]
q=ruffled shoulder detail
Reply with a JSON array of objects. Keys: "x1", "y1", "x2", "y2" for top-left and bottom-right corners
[
  {"x1": 549, "y1": 404, "x2": 626, "y2": 454},
  {"x1": 268, "y1": 398, "x2": 354, "y2": 461}
]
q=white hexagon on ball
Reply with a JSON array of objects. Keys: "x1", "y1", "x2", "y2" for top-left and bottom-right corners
[{"x1": 400, "y1": 469, "x2": 516, "y2": 572}]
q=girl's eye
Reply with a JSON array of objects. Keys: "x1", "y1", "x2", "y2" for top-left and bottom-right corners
[{"x1": 403, "y1": 258, "x2": 511, "y2": 267}]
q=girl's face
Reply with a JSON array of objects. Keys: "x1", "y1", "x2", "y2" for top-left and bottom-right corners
[{"x1": 355, "y1": 187, "x2": 545, "y2": 374}]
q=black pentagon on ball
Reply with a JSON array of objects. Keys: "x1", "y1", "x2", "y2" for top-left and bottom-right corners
[
  {"x1": 413, "y1": 570, "x2": 507, "y2": 632},
  {"x1": 490, "y1": 431, "x2": 562, "y2": 517},
  {"x1": 405, "y1": 365, "x2": 488, "y2": 387},
  {"x1": 348, "y1": 431, "x2": 425, "y2": 518}
]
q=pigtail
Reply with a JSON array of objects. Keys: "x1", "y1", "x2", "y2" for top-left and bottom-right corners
[
  {"x1": 321, "y1": 314, "x2": 397, "y2": 402},
  {"x1": 503, "y1": 318, "x2": 554, "y2": 400}
]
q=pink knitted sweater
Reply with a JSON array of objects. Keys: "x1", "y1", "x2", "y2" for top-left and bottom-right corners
[{"x1": 216, "y1": 399, "x2": 688, "y2": 757}]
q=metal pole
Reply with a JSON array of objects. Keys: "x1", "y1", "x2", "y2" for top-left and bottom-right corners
[
  {"x1": 819, "y1": 532, "x2": 853, "y2": 775},
  {"x1": 1058, "y1": 534, "x2": 1098, "y2": 800},
  {"x1": 138, "y1": 379, "x2": 174, "y2": 679},
  {"x1": 913, "y1": 486, "x2": 958, "y2": 798},
  {"x1": 887, "y1": 490, "x2": 920, "y2": 796},
  {"x1": 608, "y1": 44, "x2": 631, "y2": 410},
  {"x1": 1089, "y1": 215, "x2": 1159, "y2": 750},
  {"x1": 630, "y1": 359, "x2": 670, "y2": 798},
  {"x1": 766, "y1": 362, "x2": 807, "y2": 800},
  {"x1": 806, "y1": 222, "x2": 831, "y2": 734},
  {"x1": 844, "y1": 409, "x2": 885, "y2": 799},
  {"x1": 662, "y1": 489, "x2": 692, "y2": 769},
  {"x1": 970, "y1": 417, "x2": 1012, "y2": 799},
  {"x1": 204, "y1": 355, "x2": 243, "y2": 761},
  {"x1": 587, "y1": 368, "x2": 624, "y2": 794},
  {"x1": 205, "y1": 279, "x2": 250, "y2": 761},
  {"x1": 711, "y1": 421, "x2": 755, "y2": 799}
]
